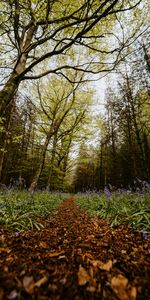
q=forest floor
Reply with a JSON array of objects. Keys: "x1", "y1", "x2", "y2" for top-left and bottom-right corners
[{"x1": 0, "y1": 197, "x2": 150, "y2": 300}]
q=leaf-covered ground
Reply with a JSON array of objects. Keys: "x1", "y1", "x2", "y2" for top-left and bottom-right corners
[{"x1": 0, "y1": 197, "x2": 149, "y2": 300}]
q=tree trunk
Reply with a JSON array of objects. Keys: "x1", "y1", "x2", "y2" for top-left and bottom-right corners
[
  {"x1": 126, "y1": 74, "x2": 146, "y2": 178},
  {"x1": 28, "y1": 131, "x2": 53, "y2": 193},
  {"x1": 61, "y1": 139, "x2": 72, "y2": 187},
  {"x1": 46, "y1": 133, "x2": 58, "y2": 191},
  {"x1": 99, "y1": 143, "x2": 104, "y2": 188},
  {"x1": 0, "y1": 25, "x2": 37, "y2": 116},
  {"x1": 0, "y1": 98, "x2": 15, "y2": 181},
  {"x1": 0, "y1": 74, "x2": 20, "y2": 116}
]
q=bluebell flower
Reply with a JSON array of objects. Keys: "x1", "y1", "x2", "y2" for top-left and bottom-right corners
[
  {"x1": 104, "y1": 187, "x2": 111, "y2": 198},
  {"x1": 142, "y1": 231, "x2": 148, "y2": 240}
]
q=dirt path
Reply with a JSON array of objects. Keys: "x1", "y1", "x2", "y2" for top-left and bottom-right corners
[{"x1": 0, "y1": 197, "x2": 150, "y2": 300}]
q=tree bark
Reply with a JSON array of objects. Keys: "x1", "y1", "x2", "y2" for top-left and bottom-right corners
[
  {"x1": 28, "y1": 130, "x2": 53, "y2": 193},
  {"x1": 126, "y1": 74, "x2": 146, "y2": 178},
  {"x1": 0, "y1": 25, "x2": 37, "y2": 116},
  {"x1": 0, "y1": 74, "x2": 20, "y2": 116},
  {"x1": 0, "y1": 98, "x2": 15, "y2": 181},
  {"x1": 46, "y1": 133, "x2": 58, "y2": 191}
]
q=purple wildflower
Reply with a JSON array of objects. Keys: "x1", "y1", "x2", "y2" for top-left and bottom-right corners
[
  {"x1": 104, "y1": 186, "x2": 111, "y2": 198},
  {"x1": 142, "y1": 231, "x2": 148, "y2": 240}
]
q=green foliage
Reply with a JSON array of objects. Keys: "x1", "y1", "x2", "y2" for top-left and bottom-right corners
[
  {"x1": 0, "y1": 190, "x2": 66, "y2": 231},
  {"x1": 76, "y1": 192, "x2": 150, "y2": 234}
]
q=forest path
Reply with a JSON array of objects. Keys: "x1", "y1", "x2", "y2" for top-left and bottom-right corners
[{"x1": 0, "y1": 197, "x2": 149, "y2": 300}]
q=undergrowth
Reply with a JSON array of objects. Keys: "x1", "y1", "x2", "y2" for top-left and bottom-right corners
[
  {"x1": 0, "y1": 190, "x2": 66, "y2": 231},
  {"x1": 76, "y1": 192, "x2": 150, "y2": 235}
]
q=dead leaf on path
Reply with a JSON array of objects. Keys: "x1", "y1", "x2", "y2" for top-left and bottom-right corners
[
  {"x1": 92, "y1": 260, "x2": 113, "y2": 271},
  {"x1": 121, "y1": 250, "x2": 127, "y2": 254},
  {"x1": 111, "y1": 274, "x2": 136, "y2": 300},
  {"x1": 129, "y1": 287, "x2": 137, "y2": 300},
  {"x1": 45, "y1": 250, "x2": 64, "y2": 258},
  {"x1": 92, "y1": 219, "x2": 99, "y2": 230},
  {"x1": 132, "y1": 247, "x2": 138, "y2": 253},
  {"x1": 7, "y1": 290, "x2": 18, "y2": 300},
  {"x1": 0, "y1": 247, "x2": 11, "y2": 253},
  {"x1": 0, "y1": 235, "x2": 5, "y2": 246},
  {"x1": 48, "y1": 284, "x2": 57, "y2": 291},
  {"x1": 0, "y1": 288, "x2": 4, "y2": 300},
  {"x1": 3, "y1": 265, "x2": 8, "y2": 272},
  {"x1": 22, "y1": 275, "x2": 48, "y2": 294},
  {"x1": 87, "y1": 234, "x2": 95, "y2": 241},
  {"x1": 23, "y1": 276, "x2": 34, "y2": 294},
  {"x1": 89, "y1": 266, "x2": 94, "y2": 278},
  {"x1": 6, "y1": 254, "x2": 17, "y2": 263},
  {"x1": 34, "y1": 276, "x2": 48, "y2": 287},
  {"x1": 39, "y1": 241, "x2": 49, "y2": 249},
  {"x1": 78, "y1": 265, "x2": 90, "y2": 286},
  {"x1": 86, "y1": 285, "x2": 96, "y2": 292},
  {"x1": 82, "y1": 252, "x2": 95, "y2": 262}
]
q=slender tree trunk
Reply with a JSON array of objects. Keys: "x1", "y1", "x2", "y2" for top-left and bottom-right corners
[
  {"x1": 28, "y1": 131, "x2": 53, "y2": 193},
  {"x1": 126, "y1": 74, "x2": 146, "y2": 178},
  {"x1": 143, "y1": 132, "x2": 150, "y2": 178},
  {"x1": 125, "y1": 97, "x2": 137, "y2": 183},
  {"x1": 46, "y1": 133, "x2": 58, "y2": 190},
  {"x1": 61, "y1": 140, "x2": 72, "y2": 187},
  {"x1": 99, "y1": 143, "x2": 104, "y2": 188},
  {"x1": 104, "y1": 144, "x2": 108, "y2": 186}
]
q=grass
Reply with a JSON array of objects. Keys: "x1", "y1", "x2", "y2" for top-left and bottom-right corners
[
  {"x1": 0, "y1": 190, "x2": 67, "y2": 231},
  {"x1": 76, "y1": 191, "x2": 150, "y2": 235}
]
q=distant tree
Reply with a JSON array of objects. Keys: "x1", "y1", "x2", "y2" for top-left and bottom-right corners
[
  {"x1": 28, "y1": 75, "x2": 92, "y2": 192},
  {"x1": 73, "y1": 143, "x2": 98, "y2": 192}
]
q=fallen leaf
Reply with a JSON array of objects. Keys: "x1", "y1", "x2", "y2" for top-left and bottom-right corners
[
  {"x1": 23, "y1": 276, "x2": 34, "y2": 294},
  {"x1": 0, "y1": 288, "x2": 4, "y2": 300},
  {"x1": 132, "y1": 247, "x2": 138, "y2": 253},
  {"x1": 63, "y1": 239, "x2": 69, "y2": 244},
  {"x1": 129, "y1": 287, "x2": 137, "y2": 300},
  {"x1": 96, "y1": 283, "x2": 101, "y2": 293},
  {"x1": 111, "y1": 275, "x2": 137, "y2": 300},
  {"x1": 59, "y1": 255, "x2": 67, "y2": 260},
  {"x1": 45, "y1": 250, "x2": 64, "y2": 258},
  {"x1": 86, "y1": 285, "x2": 96, "y2": 292},
  {"x1": 82, "y1": 252, "x2": 95, "y2": 262},
  {"x1": 39, "y1": 241, "x2": 48, "y2": 249},
  {"x1": 92, "y1": 220, "x2": 99, "y2": 230},
  {"x1": 60, "y1": 278, "x2": 67, "y2": 285},
  {"x1": 7, "y1": 290, "x2": 18, "y2": 299},
  {"x1": 0, "y1": 235, "x2": 5, "y2": 246},
  {"x1": 34, "y1": 276, "x2": 48, "y2": 288},
  {"x1": 4, "y1": 265, "x2": 8, "y2": 272},
  {"x1": 89, "y1": 266, "x2": 94, "y2": 278},
  {"x1": 111, "y1": 274, "x2": 129, "y2": 300},
  {"x1": 121, "y1": 250, "x2": 127, "y2": 254},
  {"x1": 6, "y1": 255, "x2": 14, "y2": 263},
  {"x1": 0, "y1": 247, "x2": 11, "y2": 253},
  {"x1": 78, "y1": 265, "x2": 90, "y2": 286},
  {"x1": 92, "y1": 260, "x2": 113, "y2": 271},
  {"x1": 87, "y1": 234, "x2": 95, "y2": 241},
  {"x1": 48, "y1": 284, "x2": 57, "y2": 291}
]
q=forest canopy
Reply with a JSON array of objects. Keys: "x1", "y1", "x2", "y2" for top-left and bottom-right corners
[{"x1": 0, "y1": 0, "x2": 149, "y2": 192}]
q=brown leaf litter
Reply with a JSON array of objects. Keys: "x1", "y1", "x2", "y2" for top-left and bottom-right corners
[{"x1": 0, "y1": 197, "x2": 149, "y2": 299}]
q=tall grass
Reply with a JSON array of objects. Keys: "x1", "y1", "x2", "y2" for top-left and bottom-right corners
[
  {"x1": 0, "y1": 190, "x2": 66, "y2": 231},
  {"x1": 76, "y1": 192, "x2": 150, "y2": 234}
]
